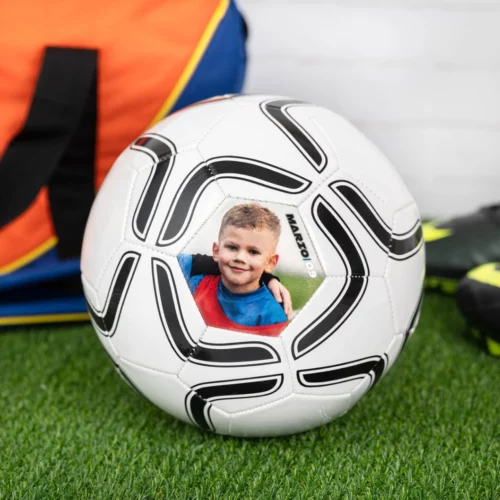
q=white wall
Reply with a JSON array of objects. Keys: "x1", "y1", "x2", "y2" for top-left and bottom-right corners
[{"x1": 238, "y1": 0, "x2": 500, "y2": 217}]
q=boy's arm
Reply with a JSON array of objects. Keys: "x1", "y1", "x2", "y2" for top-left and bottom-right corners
[
  {"x1": 177, "y1": 254, "x2": 203, "y2": 295},
  {"x1": 266, "y1": 280, "x2": 293, "y2": 320},
  {"x1": 177, "y1": 253, "x2": 193, "y2": 279},
  {"x1": 190, "y1": 253, "x2": 279, "y2": 284},
  {"x1": 190, "y1": 254, "x2": 219, "y2": 276}
]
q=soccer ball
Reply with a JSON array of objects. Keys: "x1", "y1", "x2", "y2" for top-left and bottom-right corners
[{"x1": 81, "y1": 95, "x2": 424, "y2": 437}]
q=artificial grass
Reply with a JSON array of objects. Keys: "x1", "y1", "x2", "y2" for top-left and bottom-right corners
[
  {"x1": 276, "y1": 273, "x2": 324, "y2": 310},
  {"x1": 1, "y1": 293, "x2": 499, "y2": 499}
]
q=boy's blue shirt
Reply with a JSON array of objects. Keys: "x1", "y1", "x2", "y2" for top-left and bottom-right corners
[{"x1": 177, "y1": 253, "x2": 287, "y2": 327}]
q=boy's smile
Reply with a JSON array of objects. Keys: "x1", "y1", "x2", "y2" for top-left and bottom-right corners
[{"x1": 213, "y1": 225, "x2": 279, "y2": 294}]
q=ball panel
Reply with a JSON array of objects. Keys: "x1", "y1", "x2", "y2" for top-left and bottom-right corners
[
  {"x1": 144, "y1": 97, "x2": 235, "y2": 152},
  {"x1": 281, "y1": 104, "x2": 338, "y2": 173},
  {"x1": 385, "y1": 333, "x2": 406, "y2": 372},
  {"x1": 279, "y1": 277, "x2": 351, "y2": 356},
  {"x1": 81, "y1": 273, "x2": 99, "y2": 309},
  {"x1": 295, "y1": 355, "x2": 387, "y2": 398},
  {"x1": 96, "y1": 327, "x2": 121, "y2": 366},
  {"x1": 124, "y1": 147, "x2": 227, "y2": 255},
  {"x1": 283, "y1": 277, "x2": 395, "y2": 396},
  {"x1": 384, "y1": 203, "x2": 425, "y2": 335},
  {"x1": 107, "y1": 249, "x2": 205, "y2": 374},
  {"x1": 180, "y1": 325, "x2": 284, "y2": 369},
  {"x1": 196, "y1": 157, "x2": 314, "y2": 208},
  {"x1": 94, "y1": 245, "x2": 141, "y2": 309},
  {"x1": 205, "y1": 405, "x2": 231, "y2": 435},
  {"x1": 347, "y1": 375, "x2": 372, "y2": 410},
  {"x1": 81, "y1": 156, "x2": 135, "y2": 287},
  {"x1": 228, "y1": 393, "x2": 351, "y2": 437},
  {"x1": 296, "y1": 181, "x2": 357, "y2": 278},
  {"x1": 348, "y1": 334, "x2": 408, "y2": 414},
  {"x1": 118, "y1": 358, "x2": 192, "y2": 425},
  {"x1": 233, "y1": 94, "x2": 295, "y2": 106},
  {"x1": 311, "y1": 111, "x2": 414, "y2": 212},
  {"x1": 298, "y1": 177, "x2": 390, "y2": 279},
  {"x1": 82, "y1": 274, "x2": 121, "y2": 368},
  {"x1": 197, "y1": 98, "x2": 338, "y2": 205},
  {"x1": 178, "y1": 334, "x2": 291, "y2": 414}
]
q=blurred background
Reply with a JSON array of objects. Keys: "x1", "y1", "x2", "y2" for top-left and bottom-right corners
[{"x1": 239, "y1": 0, "x2": 500, "y2": 218}]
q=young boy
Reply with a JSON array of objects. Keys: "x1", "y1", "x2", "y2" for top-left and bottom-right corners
[{"x1": 178, "y1": 203, "x2": 290, "y2": 337}]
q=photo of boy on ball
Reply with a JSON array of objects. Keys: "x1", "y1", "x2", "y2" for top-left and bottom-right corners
[{"x1": 178, "y1": 203, "x2": 292, "y2": 336}]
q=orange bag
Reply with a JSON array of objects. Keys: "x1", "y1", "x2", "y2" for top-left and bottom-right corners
[{"x1": 0, "y1": 0, "x2": 247, "y2": 325}]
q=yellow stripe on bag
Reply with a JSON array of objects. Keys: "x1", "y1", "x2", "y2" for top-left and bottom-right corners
[
  {"x1": 0, "y1": 312, "x2": 89, "y2": 326},
  {"x1": 0, "y1": 236, "x2": 58, "y2": 275}
]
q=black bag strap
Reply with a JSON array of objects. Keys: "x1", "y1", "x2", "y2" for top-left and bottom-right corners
[{"x1": 0, "y1": 46, "x2": 98, "y2": 258}]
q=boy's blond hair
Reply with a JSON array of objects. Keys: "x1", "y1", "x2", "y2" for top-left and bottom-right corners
[{"x1": 219, "y1": 203, "x2": 281, "y2": 240}]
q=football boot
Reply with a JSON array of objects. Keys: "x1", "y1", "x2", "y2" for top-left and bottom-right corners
[
  {"x1": 423, "y1": 204, "x2": 500, "y2": 294},
  {"x1": 456, "y1": 262, "x2": 500, "y2": 357}
]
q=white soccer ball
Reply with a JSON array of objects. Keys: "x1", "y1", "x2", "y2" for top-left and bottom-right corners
[{"x1": 81, "y1": 95, "x2": 424, "y2": 437}]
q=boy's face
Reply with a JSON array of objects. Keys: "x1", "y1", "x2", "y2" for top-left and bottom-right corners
[{"x1": 213, "y1": 225, "x2": 279, "y2": 294}]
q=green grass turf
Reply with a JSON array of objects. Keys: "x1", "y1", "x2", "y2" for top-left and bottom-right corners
[
  {"x1": 1, "y1": 293, "x2": 499, "y2": 499},
  {"x1": 275, "y1": 273, "x2": 324, "y2": 310}
]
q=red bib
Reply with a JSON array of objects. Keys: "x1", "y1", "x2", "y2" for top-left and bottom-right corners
[{"x1": 193, "y1": 276, "x2": 287, "y2": 337}]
